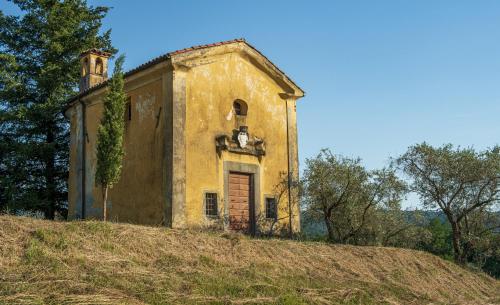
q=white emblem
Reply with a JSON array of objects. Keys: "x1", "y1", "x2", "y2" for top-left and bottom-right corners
[{"x1": 237, "y1": 131, "x2": 249, "y2": 148}]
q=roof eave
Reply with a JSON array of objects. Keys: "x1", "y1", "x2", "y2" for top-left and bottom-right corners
[
  {"x1": 64, "y1": 53, "x2": 172, "y2": 110},
  {"x1": 65, "y1": 39, "x2": 305, "y2": 110}
]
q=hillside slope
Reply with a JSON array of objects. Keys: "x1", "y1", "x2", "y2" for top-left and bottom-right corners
[{"x1": 0, "y1": 216, "x2": 498, "y2": 305}]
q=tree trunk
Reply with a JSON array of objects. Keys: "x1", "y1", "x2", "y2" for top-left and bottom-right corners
[
  {"x1": 102, "y1": 185, "x2": 108, "y2": 221},
  {"x1": 461, "y1": 214, "x2": 472, "y2": 263},
  {"x1": 44, "y1": 128, "x2": 56, "y2": 220},
  {"x1": 269, "y1": 218, "x2": 277, "y2": 237},
  {"x1": 324, "y1": 213, "x2": 335, "y2": 242},
  {"x1": 450, "y1": 220, "x2": 464, "y2": 264},
  {"x1": 288, "y1": 194, "x2": 293, "y2": 238}
]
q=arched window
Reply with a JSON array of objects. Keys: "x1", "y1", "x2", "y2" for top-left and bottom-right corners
[
  {"x1": 95, "y1": 58, "x2": 103, "y2": 75},
  {"x1": 82, "y1": 58, "x2": 89, "y2": 76},
  {"x1": 233, "y1": 99, "x2": 248, "y2": 116}
]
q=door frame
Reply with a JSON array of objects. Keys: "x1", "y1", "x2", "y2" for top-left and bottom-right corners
[{"x1": 223, "y1": 161, "x2": 260, "y2": 235}]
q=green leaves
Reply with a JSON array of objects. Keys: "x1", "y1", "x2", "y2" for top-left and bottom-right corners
[
  {"x1": 0, "y1": 0, "x2": 115, "y2": 217},
  {"x1": 95, "y1": 54, "x2": 126, "y2": 188},
  {"x1": 302, "y1": 149, "x2": 408, "y2": 244},
  {"x1": 397, "y1": 143, "x2": 500, "y2": 264},
  {"x1": 94, "y1": 54, "x2": 126, "y2": 221},
  {"x1": 397, "y1": 143, "x2": 500, "y2": 215}
]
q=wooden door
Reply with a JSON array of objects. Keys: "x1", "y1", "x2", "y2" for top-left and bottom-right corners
[{"x1": 228, "y1": 172, "x2": 252, "y2": 232}]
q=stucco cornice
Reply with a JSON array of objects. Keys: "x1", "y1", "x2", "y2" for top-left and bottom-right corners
[
  {"x1": 170, "y1": 61, "x2": 191, "y2": 72},
  {"x1": 279, "y1": 92, "x2": 302, "y2": 101}
]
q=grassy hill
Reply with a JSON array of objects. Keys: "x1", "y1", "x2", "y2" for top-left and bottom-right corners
[{"x1": 0, "y1": 216, "x2": 498, "y2": 305}]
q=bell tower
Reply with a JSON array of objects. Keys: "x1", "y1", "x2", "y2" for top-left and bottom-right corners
[{"x1": 79, "y1": 49, "x2": 111, "y2": 92}]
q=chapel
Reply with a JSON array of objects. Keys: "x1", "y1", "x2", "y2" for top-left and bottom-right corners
[{"x1": 65, "y1": 39, "x2": 304, "y2": 234}]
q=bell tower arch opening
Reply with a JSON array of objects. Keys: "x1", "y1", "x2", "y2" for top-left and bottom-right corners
[{"x1": 79, "y1": 49, "x2": 111, "y2": 92}]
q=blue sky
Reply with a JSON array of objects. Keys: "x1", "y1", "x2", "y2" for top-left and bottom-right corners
[{"x1": 3, "y1": 1, "x2": 500, "y2": 208}]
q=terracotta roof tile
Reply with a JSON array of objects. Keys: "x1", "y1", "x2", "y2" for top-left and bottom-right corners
[
  {"x1": 66, "y1": 38, "x2": 302, "y2": 107},
  {"x1": 167, "y1": 38, "x2": 245, "y2": 55},
  {"x1": 80, "y1": 48, "x2": 112, "y2": 58}
]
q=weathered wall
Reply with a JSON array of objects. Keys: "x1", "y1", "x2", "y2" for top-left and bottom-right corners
[
  {"x1": 170, "y1": 67, "x2": 187, "y2": 228},
  {"x1": 179, "y1": 46, "x2": 301, "y2": 231},
  {"x1": 67, "y1": 41, "x2": 302, "y2": 231},
  {"x1": 79, "y1": 53, "x2": 109, "y2": 92},
  {"x1": 286, "y1": 97, "x2": 301, "y2": 232},
  {"x1": 68, "y1": 67, "x2": 170, "y2": 225},
  {"x1": 67, "y1": 103, "x2": 83, "y2": 219}
]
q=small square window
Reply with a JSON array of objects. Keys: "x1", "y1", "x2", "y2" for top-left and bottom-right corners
[
  {"x1": 265, "y1": 197, "x2": 277, "y2": 220},
  {"x1": 205, "y1": 193, "x2": 218, "y2": 217}
]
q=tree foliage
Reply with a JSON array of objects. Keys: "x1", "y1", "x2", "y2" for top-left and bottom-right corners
[
  {"x1": 301, "y1": 146, "x2": 500, "y2": 278},
  {"x1": 95, "y1": 55, "x2": 126, "y2": 221},
  {"x1": 0, "y1": 0, "x2": 115, "y2": 218},
  {"x1": 302, "y1": 149, "x2": 407, "y2": 244},
  {"x1": 397, "y1": 143, "x2": 500, "y2": 264},
  {"x1": 418, "y1": 217, "x2": 454, "y2": 259}
]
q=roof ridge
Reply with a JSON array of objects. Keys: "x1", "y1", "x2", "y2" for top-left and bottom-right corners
[
  {"x1": 65, "y1": 38, "x2": 302, "y2": 108},
  {"x1": 71, "y1": 38, "x2": 247, "y2": 99},
  {"x1": 168, "y1": 38, "x2": 245, "y2": 56}
]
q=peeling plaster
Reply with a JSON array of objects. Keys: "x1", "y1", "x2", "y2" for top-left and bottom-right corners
[
  {"x1": 226, "y1": 108, "x2": 233, "y2": 121},
  {"x1": 136, "y1": 93, "x2": 156, "y2": 123},
  {"x1": 67, "y1": 43, "x2": 303, "y2": 230}
]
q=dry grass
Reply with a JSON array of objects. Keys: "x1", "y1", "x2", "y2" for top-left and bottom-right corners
[{"x1": 0, "y1": 215, "x2": 498, "y2": 305}]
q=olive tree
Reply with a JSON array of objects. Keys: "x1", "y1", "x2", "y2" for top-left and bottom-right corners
[
  {"x1": 397, "y1": 143, "x2": 500, "y2": 264},
  {"x1": 303, "y1": 149, "x2": 407, "y2": 244}
]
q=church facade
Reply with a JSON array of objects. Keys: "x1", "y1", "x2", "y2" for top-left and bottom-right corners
[{"x1": 65, "y1": 39, "x2": 304, "y2": 234}]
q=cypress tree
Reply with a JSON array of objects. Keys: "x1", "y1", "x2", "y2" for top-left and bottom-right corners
[
  {"x1": 95, "y1": 55, "x2": 126, "y2": 221},
  {"x1": 0, "y1": 0, "x2": 116, "y2": 218}
]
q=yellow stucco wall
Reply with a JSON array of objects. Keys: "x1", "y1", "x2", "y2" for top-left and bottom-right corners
[
  {"x1": 67, "y1": 41, "x2": 302, "y2": 233},
  {"x1": 67, "y1": 103, "x2": 81, "y2": 220},
  {"x1": 71, "y1": 69, "x2": 168, "y2": 225},
  {"x1": 183, "y1": 50, "x2": 300, "y2": 231}
]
